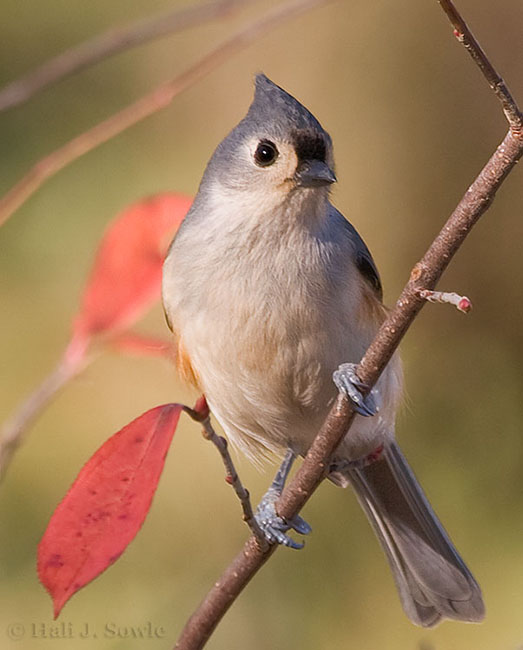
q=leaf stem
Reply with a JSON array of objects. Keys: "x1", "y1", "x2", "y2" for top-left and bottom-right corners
[{"x1": 183, "y1": 405, "x2": 268, "y2": 549}]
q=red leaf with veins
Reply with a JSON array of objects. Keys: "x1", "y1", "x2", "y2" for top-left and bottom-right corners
[
  {"x1": 38, "y1": 403, "x2": 183, "y2": 618},
  {"x1": 72, "y1": 193, "x2": 192, "y2": 345}
]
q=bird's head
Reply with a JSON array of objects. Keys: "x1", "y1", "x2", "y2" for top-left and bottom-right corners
[{"x1": 202, "y1": 74, "x2": 336, "y2": 217}]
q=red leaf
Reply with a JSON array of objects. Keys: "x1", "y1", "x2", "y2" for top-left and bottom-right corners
[
  {"x1": 72, "y1": 193, "x2": 192, "y2": 344},
  {"x1": 38, "y1": 403, "x2": 183, "y2": 617}
]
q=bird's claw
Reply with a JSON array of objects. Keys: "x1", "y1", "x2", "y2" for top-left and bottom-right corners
[
  {"x1": 255, "y1": 487, "x2": 311, "y2": 550},
  {"x1": 333, "y1": 362, "x2": 379, "y2": 417}
]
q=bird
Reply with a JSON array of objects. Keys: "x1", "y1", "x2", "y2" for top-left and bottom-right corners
[{"x1": 162, "y1": 73, "x2": 485, "y2": 627}]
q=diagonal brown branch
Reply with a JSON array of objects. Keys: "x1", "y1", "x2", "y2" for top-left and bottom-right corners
[
  {"x1": 0, "y1": 0, "x2": 334, "y2": 229},
  {"x1": 174, "y1": 2, "x2": 523, "y2": 649},
  {"x1": 0, "y1": 0, "x2": 259, "y2": 113},
  {"x1": 438, "y1": 0, "x2": 523, "y2": 131}
]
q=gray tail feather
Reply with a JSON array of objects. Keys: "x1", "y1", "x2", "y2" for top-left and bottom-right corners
[{"x1": 342, "y1": 441, "x2": 485, "y2": 627}]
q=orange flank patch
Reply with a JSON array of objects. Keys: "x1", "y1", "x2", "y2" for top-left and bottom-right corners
[{"x1": 175, "y1": 338, "x2": 201, "y2": 389}]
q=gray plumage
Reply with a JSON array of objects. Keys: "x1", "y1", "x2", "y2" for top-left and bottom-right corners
[
  {"x1": 343, "y1": 444, "x2": 484, "y2": 626},
  {"x1": 162, "y1": 74, "x2": 485, "y2": 626}
]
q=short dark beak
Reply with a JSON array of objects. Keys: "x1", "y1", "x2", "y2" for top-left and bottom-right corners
[{"x1": 295, "y1": 160, "x2": 337, "y2": 188}]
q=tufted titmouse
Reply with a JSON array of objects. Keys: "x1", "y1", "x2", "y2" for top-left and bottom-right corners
[{"x1": 162, "y1": 74, "x2": 485, "y2": 626}]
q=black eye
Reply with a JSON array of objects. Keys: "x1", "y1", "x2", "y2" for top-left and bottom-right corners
[{"x1": 254, "y1": 140, "x2": 278, "y2": 167}]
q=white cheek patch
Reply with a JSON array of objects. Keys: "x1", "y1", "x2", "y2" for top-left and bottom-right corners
[
  {"x1": 244, "y1": 138, "x2": 298, "y2": 183},
  {"x1": 207, "y1": 141, "x2": 299, "y2": 222}
]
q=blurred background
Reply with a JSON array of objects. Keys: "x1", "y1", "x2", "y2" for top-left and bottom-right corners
[{"x1": 1, "y1": 0, "x2": 523, "y2": 648}]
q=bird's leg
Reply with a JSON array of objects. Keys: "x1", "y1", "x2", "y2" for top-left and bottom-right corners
[
  {"x1": 333, "y1": 362, "x2": 379, "y2": 417},
  {"x1": 254, "y1": 449, "x2": 312, "y2": 550}
]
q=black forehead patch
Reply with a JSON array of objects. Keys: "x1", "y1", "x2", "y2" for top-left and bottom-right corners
[{"x1": 292, "y1": 129, "x2": 326, "y2": 163}]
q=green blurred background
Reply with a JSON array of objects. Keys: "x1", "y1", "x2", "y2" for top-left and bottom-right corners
[{"x1": 1, "y1": 0, "x2": 523, "y2": 648}]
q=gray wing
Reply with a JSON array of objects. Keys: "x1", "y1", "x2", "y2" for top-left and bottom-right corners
[{"x1": 330, "y1": 206, "x2": 383, "y2": 300}]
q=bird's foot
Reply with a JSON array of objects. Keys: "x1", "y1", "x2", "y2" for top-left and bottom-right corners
[
  {"x1": 255, "y1": 487, "x2": 312, "y2": 550},
  {"x1": 333, "y1": 362, "x2": 379, "y2": 417}
]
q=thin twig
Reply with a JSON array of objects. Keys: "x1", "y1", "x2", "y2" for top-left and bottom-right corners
[
  {"x1": 0, "y1": 0, "x2": 334, "y2": 229},
  {"x1": 418, "y1": 289, "x2": 472, "y2": 313},
  {"x1": 0, "y1": 0, "x2": 258, "y2": 113},
  {"x1": 0, "y1": 353, "x2": 87, "y2": 482},
  {"x1": 0, "y1": 329, "x2": 173, "y2": 482},
  {"x1": 438, "y1": 0, "x2": 523, "y2": 131},
  {"x1": 174, "y1": 2, "x2": 523, "y2": 648},
  {"x1": 109, "y1": 332, "x2": 174, "y2": 358},
  {"x1": 183, "y1": 404, "x2": 268, "y2": 548}
]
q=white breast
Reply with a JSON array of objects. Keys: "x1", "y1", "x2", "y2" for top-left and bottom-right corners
[{"x1": 163, "y1": 192, "x2": 401, "y2": 464}]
